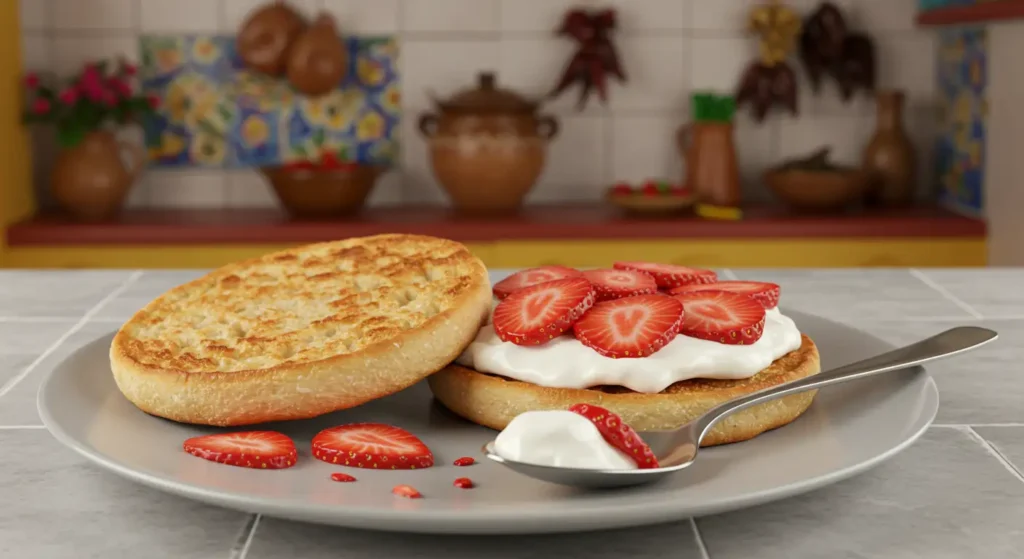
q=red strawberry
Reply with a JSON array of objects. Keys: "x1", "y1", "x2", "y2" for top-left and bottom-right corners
[
  {"x1": 572, "y1": 294, "x2": 683, "y2": 358},
  {"x1": 493, "y1": 277, "x2": 596, "y2": 346},
  {"x1": 311, "y1": 423, "x2": 434, "y2": 469},
  {"x1": 611, "y1": 182, "x2": 633, "y2": 195},
  {"x1": 641, "y1": 182, "x2": 660, "y2": 197},
  {"x1": 453, "y1": 456, "x2": 476, "y2": 467},
  {"x1": 182, "y1": 431, "x2": 297, "y2": 470},
  {"x1": 453, "y1": 477, "x2": 474, "y2": 489},
  {"x1": 392, "y1": 484, "x2": 422, "y2": 498},
  {"x1": 568, "y1": 403, "x2": 659, "y2": 469},
  {"x1": 492, "y1": 265, "x2": 583, "y2": 299},
  {"x1": 320, "y1": 151, "x2": 342, "y2": 169},
  {"x1": 672, "y1": 290, "x2": 766, "y2": 345},
  {"x1": 671, "y1": 186, "x2": 692, "y2": 197},
  {"x1": 613, "y1": 262, "x2": 717, "y2": 289},
  {"x1": 330, "y1": 472, "x2": 357, "y2": 482},
  {"x1": 669, "y1": 280, "x2": 781, "y2": 310},
  {"x1": 582, "y1": 268, "x2": 657, "y2": 301}
]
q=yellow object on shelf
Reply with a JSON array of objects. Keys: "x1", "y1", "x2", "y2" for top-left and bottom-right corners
[{"x1": 695, "y1": 204, "x2": 743, "y2": 220}]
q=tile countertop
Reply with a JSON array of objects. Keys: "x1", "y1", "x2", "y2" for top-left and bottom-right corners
[{"x1": 2, "y1": 269, "x2": 1024, "y2": 558}]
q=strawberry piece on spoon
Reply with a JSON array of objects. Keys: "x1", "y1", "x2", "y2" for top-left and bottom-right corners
[{"x1": 568, "y1": 403, "x2": 659, "y2": 469}]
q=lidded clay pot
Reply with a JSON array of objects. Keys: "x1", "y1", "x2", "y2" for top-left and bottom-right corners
[
  {"x1": 237, "y1": 2, "x2": 307, "y2": 76},
  {"x1": 418, "y1": 71, "x2": 559, "y2": 213}
]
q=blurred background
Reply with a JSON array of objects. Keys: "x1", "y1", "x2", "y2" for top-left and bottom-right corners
[{"x1": 0, "y1": 0, "x2": 1017, "y2": 270}]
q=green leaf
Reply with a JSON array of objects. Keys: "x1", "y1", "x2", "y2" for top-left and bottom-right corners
[
  {"x1": 56, "y1": 122, "x2": 85, "y2": 149},
  {"x1": 312, "y1": 128, "x2": 326, "y2": 147}
]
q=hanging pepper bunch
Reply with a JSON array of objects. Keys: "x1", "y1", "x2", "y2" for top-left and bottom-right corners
[
  {"x1": 549, "y1": 8, "x2": 626, "y2": 110},
  {"x1": 735, "y1": 1, "x2": 802, "y2": 122},
  {"x1": 799, "y1": 2, "x2": 876, "y2": 102}
]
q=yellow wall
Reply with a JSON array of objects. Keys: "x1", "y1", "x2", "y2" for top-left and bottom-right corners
[{"x1": 0, "y1": 1, "x2": 34, "y2": 267}]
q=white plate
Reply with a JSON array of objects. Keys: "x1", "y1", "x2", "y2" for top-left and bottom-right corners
[{"x1": 38, "y1": 310, "x2": 938, "y2": 535}]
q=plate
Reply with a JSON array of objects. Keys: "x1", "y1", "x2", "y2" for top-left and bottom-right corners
[{"x1": 38, "y1": 309, "x2": 938, "y2": 535}]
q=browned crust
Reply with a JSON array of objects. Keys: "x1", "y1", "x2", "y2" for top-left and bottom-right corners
[{"x1": 427, "y1": 334, "x2": 821, "y2": 446}]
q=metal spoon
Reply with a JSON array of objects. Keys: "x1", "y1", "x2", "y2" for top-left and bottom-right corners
[{"x1": 483, "y1": 326, "x2": 997, "y2": 489}]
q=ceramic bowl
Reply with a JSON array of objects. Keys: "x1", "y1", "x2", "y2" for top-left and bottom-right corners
[
  {"x1": 763, "y1": 167, "x2": 870, "y2": 212},
  {"x1": 261, "y1": 165, "x2": 385, "y2": 218}
]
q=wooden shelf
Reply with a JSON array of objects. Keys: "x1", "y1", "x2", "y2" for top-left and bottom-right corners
[
  {"x1": 917, "y1": 0, "x2": 1024, "y2": 26},
  {"x1": 4, "y1": 205, "x2": 986, "y2": 247}
]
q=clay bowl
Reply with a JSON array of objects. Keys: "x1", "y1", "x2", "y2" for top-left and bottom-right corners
[
  {"x1": 606, "y1": 191, "x2": 695, "y2": 216},
  {"x1": 763, "y1": 167, "x2": 871, "y2": 213},
  {"x1": 261, "y1": 165, "x2": 385, "y2": 218}
]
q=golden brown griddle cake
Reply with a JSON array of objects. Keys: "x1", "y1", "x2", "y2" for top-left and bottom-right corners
[
  {"x1": 111, "y1": 234, "x2": 491, "y2": 426},
  {"x1": 428, "y1": 334, "x2": 821, "y2": 446}
]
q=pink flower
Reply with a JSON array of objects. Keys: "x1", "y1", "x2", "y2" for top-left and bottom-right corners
[
  {"x1": 81, "y1": 64, "x2": 102, "y2": 86},
  {"x1": 107, "y1": 77, "x2": 132, "y2": 97},
  {"x1": 32, "y1": 98, "x2": 51, "y2": 115},
  {"x1": 146, "y1": 94, "x2": 160, "y2": 109},
  {"x1": 24, "y1": 73, "x2": 40, "y2": 89},
  {"x1": 102, "y1": 91, "x2": 118, "y2": 107},
  {"x1": 58, "y1": 88, "x2": 78, "y2": 105},
  {"x1": 122, "y1": 63, "x2": 138, "y2": 76}
]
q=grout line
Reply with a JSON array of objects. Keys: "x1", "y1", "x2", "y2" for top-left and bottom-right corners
[
  {"x1": 963, "y1": 426, "x2": 1024, "y2": 485},
  {"x1": 909, "y1": 269, "x2": 984, "y2": 320},
  {"x1": 0, "y1": 425, "x2": 46, "y2": 430},
  {"x1": 689, "y1": 518, "x2": 711, "y2": 559},
  {"x1": 720, "y1": 269, "x2": 738, "y2": 280},
  {"x1": 231, "y1": 514, "x2": 262, "y2": 559},
  {"x1": 0, "y1": 271, "x2": 142, "y2": 401},
  {"x1": 0, "y1": 316, "x2": 84, "y2": 323},
  {"x1": 933, "y1": 423, "x2": 1024, "y2": 428}
]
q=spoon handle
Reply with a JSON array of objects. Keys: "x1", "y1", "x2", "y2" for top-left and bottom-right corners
[{"x1": 694, "y1": 326, "x2": 998, "y2": 443}]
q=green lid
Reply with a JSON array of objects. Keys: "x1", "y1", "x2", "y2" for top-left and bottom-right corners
[{"x1": 691, "y1": 92, "x2": 735, "y2": 123}]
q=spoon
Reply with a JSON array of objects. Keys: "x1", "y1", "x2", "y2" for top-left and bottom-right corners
[{"x1": 483, "y1": 325, "x2": 997, "y2": 489}]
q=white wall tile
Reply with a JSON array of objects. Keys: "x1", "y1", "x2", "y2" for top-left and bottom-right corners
[
  {"x1": 366, "y1": 169, "x2": 405, "y2": 206},
  {"x1": 499, "y1": 0, "x2": 578, "y2": 33},
  {"x1": 145, "y1": 171, "x2": 229, "y2": 208},
  {"x1": 733, "y1": 113, "x2": 779, "y2": 203},
  {"x1": 20, "y1": 0, "x2": 50, "y2": 30},
  {"x1": 125, "y1": 179, "x2": 151, "y2": 208},
  {"x1": 227, "y1": 170, "x2": 280, "y2": 209},
  {"x1": 498, "y1": 37, "x2": 606, "y2": 116},
  {"x1": 500, "y1": 0, "x2": 687, "y2": 33},
  {"x1": 609, "y1": 115, "x2": 684, "y2": 184},
  {"x1": 529, "y1": 115, "x2": 606, "y2": 202},
  {"x1": 20, "y1": 34, "x2": 52, "y2": 73},
  {"x1": 690, "y1": 0, "x2": 757, "y2": 31},
  {"x1": 140, "y1": 0, "x2": 221, "y2": 32},
  {"x1": 222, "y1": 0, "x2": 321, "y2": 31},
  {"x1": 52, "y1": 0, "x2": 135, "y2": 30},
  {"x1": 323, "y1": 0, "x2": 401, "y2": 34},
  {"x1": 847, "y1": 0, "x2": 918, "y2": 33},
  {"x1": 690, "y1": 36, "x2": 750, "y2": 93},
  {"x1": 608, "y1": 36, "x2": 688, "y2": 112},
  {"x1": 399, "y1": 118, "x2": 446, "y2": 204},
  {"x1": 876, "y1": 35, "x2": 938, "y2": 106},
  {"x1": 400, "y1": 39, "x2": 499, "y2": 110},
  {"x1": 402, "y1": 0, "x2": 499, "y2": 33},
  {"x1": 53, "y1": 36, "x2": 139, "y2": 75},
  {"x1": 778, "y1": 115, "x2": 872, "y2": 167}
]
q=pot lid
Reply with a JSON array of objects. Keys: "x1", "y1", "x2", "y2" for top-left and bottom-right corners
[{"x1": 433, "y1": 71, "x2": 539, "y2": 114}]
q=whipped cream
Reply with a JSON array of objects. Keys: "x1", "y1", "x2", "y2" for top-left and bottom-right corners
[
  {"x1": 457, "y1": 307, "x2": 802, "y2": 393},
  {"x1": 493, "y1": 410, "x2": 638, "y2": 470}
]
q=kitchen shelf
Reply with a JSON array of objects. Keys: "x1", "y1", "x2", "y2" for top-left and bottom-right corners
[
  {"x1": 917, "y1": 0, "x2": 1024, "y2": 26},
  {"x1": 4, "y1": 205, "x2": 986, "y2": 246}
]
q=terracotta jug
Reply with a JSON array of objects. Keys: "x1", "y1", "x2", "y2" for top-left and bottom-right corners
[
  {"x1": 862, "y1": 90, "x2": 916, "y2": 206},
  {"x1": 237, "y1": 1, "x2": 307, "y2": 76},
  {"x1": 677, "y1": 122, "x2": 741, "y2": 207},
  {"x1": 51, "y1": 130, "x2": 145, "y2": 221},
  {"x1": 286, "y1": 13, "x2": 347, "y2": 97}
]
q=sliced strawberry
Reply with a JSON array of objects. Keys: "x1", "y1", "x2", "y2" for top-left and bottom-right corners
[
  {"x1": 330, "y1": 472, "x2": 357, "y2": 482},
  {"x1": 312, "y1": 423, "x2": 434, "y2": 470},
  {"x1": 572, "y1": 294, "x2": 683, "y2": 358},
  {"x1": 672, "y1": 290, "x2": 766, "y2": 345},
  {"x1": 492, "y1": 277, "x2": 596, "y2": 345},
  {"x1": 392, "y1": 484, "x2": 422, "y2": 498},
  {"x1": 568, "y1": 403, "x2": 659, "y2": 469},
  {"x1": 669, "y1": 280, "x2": 780, "y2": 310},
  {"x1": 492, "y1": 265, "x2": 583, "y2": 299},
  {"x1": 582, "y1": 268, "x2": 658, "y2": 301},
  {"x1": 613, "y1": 262, "x2": 717, "y2": 289},
  {"x1": 183, "y1": 431, "x2": 297, "y2": 470}
]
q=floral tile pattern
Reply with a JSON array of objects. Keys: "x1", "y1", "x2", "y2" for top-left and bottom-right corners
[
  {"x1": 139, "y1": 34, "x2": 400, "y2": 169},
  {"x1": 935, "y1": 26, "x2": 986, "y2": 216}
]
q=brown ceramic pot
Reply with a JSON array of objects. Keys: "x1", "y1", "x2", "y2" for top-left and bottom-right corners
[
  {"x1": 862, "y1": 90, "x2": 917, "y2": 206},
  {"x1": 261, "y1": 165, "x2": 384, "y2": 218},
  {"x1": 418, "y1": 72, "x2": 559, "y2": 213},
  {"x1": 237, "y1": 1, "x2": 307, "y2": 76},
  {"x1": 678, "y1": 122, "x2": 742, "y2": 207},
  {"x1": 51, "y1": 130, "x2": 145, "y2": 221},
  {"x1": 286, "y1": 13, "x2": 347, "y2": 97},
  {"x1": 763, "y1": 167, "x2": 870, "y2": 212}
]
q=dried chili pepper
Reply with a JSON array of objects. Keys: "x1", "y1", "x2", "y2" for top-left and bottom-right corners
[
  {"x1": 549, "y1": 8, "x2": 625, "y2": 110},
  {"x1": 799, "y1": 2, "x2": 876, "y2": 102},
  {"x1": 735, "y1": 1, "x2": 802, "y2": 123}
]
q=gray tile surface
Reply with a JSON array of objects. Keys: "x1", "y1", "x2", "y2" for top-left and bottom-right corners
[
  {"x1": 246, "y1": 517, "x2": 705, "y2": 559},
  {"x1": 697, "y1": 429, "x2": 1024, "y2": 559},
  {"x1": 0, "y1": 321, "x2": 116, "y2": 425},
  {"x1": 93, "y1": 270, "x2": 210, "y2": 321},
  {"x1": 974, "y1": 427, "x2": 1024, "y2": 479},
  {"x1": 921, "y1": 269, "x2": 1024, "y2": 318},
  {"x1": 731, "y1": 268, "x2": 972, "y2": 320},
  {"x1": 0, "y1": 430, "x2": 250, "y2": 559},
  {"x1": 843, "y1": 319, "x2": 1024, "y2": 424},
  {"x1": 0, "y1": 271, "x2": 130, "y2": 317},
  {"x1": 0, "y1": 320, "x2": 75, "y2": 388}
]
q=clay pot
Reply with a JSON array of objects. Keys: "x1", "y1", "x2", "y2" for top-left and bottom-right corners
[
  {"x1": 51, "y1": 130, "x2": 145, "y2": 221},
  {"x1": 677, "y1": 122, "x2": 742, "y2": 207},
  {"x1": 237, "y1": 2, "x2": 307, "y2": 76},
  {"x1": 763, "y1": 167, "x2": 870, "y2": 212},
  {"x1": 286, "y1": 13, "x2": 347, "y2": 97},
  {"x1": 261, "y1": 165, "x2": 383, "y2": 218},
  {"x1": 418, "y1": 72, "x2": 559, "y2": 213},
  {"x1": 862, "y1": 90, "x2": 917, "y2": 206}
]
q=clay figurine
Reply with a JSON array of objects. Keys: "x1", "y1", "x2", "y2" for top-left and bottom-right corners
[
  {"x1": 237, "y1": 1, "x2": 307, "y2": 76},
  {"x1": 286, "y1": 13, "x2": 348, "y2": 97}
]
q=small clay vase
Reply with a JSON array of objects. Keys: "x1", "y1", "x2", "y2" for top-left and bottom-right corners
[
  {"x1": 862, "y1": 90, "x2": 917, "y2": 206},
  {"x1": 237, "y1": 1, "x2": 307, "y2": 76},
  {"x1": 418, "y1": 72, "x2": 559, "y2": 213},
  {"x1": 51, "y1": 130, "x2": 145, "y2": 221},
  {"x1": 677, "y1": 122, "x2": 742, "y2": 208},
  {"x1": 286, "y1": 13, "x2": 347, "y2": 97}
]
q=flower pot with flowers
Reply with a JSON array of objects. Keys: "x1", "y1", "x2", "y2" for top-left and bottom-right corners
[{"x1": 23, "y1": 60, "x2": 158, "y2": 221}]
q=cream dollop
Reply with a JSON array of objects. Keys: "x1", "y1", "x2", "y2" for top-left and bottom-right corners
[
  {"x1": 493, "y1": 410, "x2": 637, "y2": 470},
  {"x1": 456, "y1": 307, "x2": 802, "y2": 393}
]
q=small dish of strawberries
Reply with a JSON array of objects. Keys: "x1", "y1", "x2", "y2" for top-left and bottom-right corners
[{"x1": 606, "y1": 179, "x2": 695, "y2": 215}]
